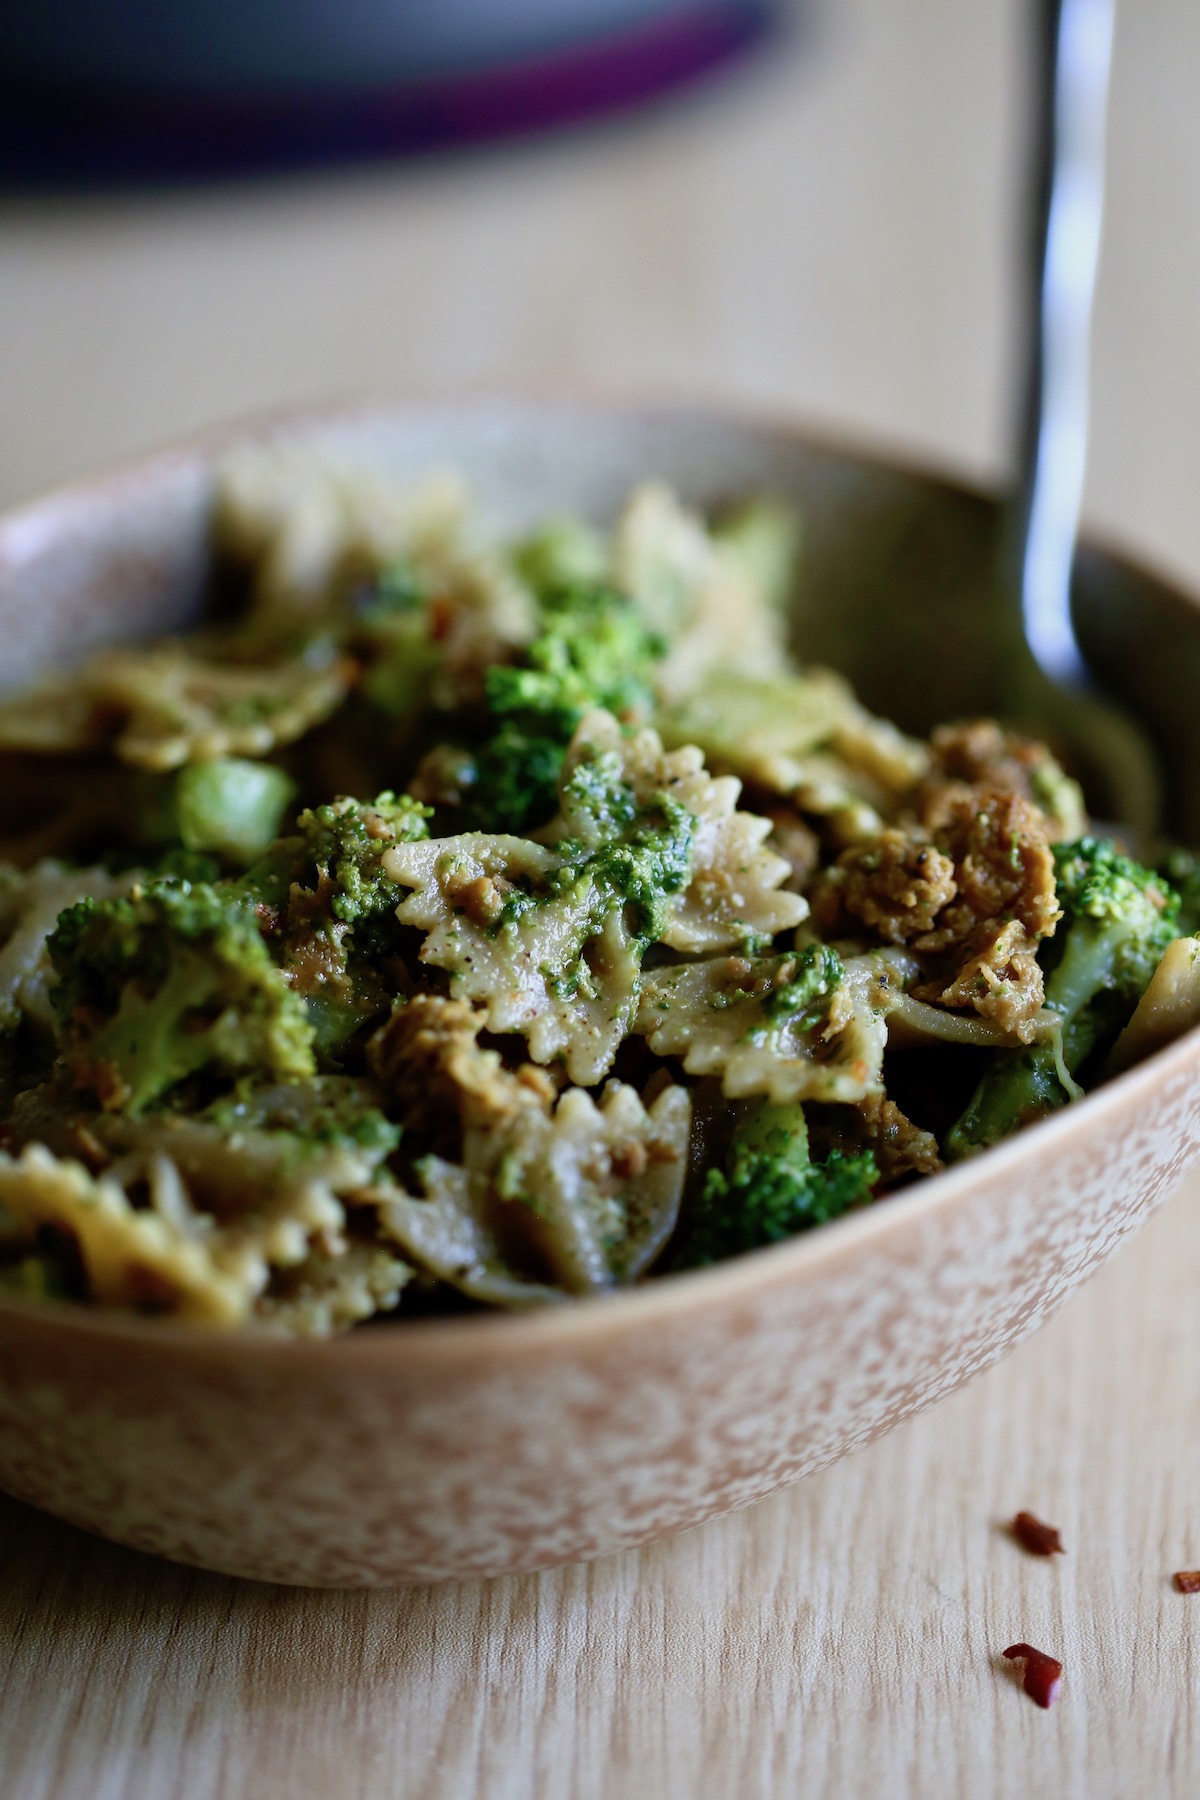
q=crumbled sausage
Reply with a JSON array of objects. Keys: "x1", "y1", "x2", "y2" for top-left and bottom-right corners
[
  {"x1": 922, "y1": 791, "x2": 1061, "y2": 948},
  {"x1": 917, "y1": 720, "x2": 1085, "y2": 841},
  {"x1": 813, "y1": 829, "x2": 957, "y2": 943},
  {"x1": 369, "y1": 994, "x2": 550, "y2": 1140}
]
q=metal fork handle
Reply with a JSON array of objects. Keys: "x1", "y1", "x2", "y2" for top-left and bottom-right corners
[{"x1": 1014, "y1": 0, "x2": 1116, "y2": 688}]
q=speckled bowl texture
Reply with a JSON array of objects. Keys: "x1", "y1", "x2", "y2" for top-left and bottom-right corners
[{"x1": 1, "y1": 400, "x2": 1197, "y2": 1587}]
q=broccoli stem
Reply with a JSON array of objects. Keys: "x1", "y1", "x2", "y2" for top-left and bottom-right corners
[
  {"x1": 175, "y1": 759, "x2": 296, "y2": 866},
  {"x1": 670, "y1": 1097, "x2": 877, "y2": 1269},
  {"x1": 946, "y1": 875, "x2": 1175, "y2": 1159}
]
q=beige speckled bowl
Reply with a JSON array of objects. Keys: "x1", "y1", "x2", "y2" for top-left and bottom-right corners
[{"x1": 1, "y1": 399, "x2": 1198, "y2": 1588}]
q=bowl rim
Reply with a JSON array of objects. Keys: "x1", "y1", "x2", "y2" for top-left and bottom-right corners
[{"x1": 2, "y1": 389, "x2": 1197, "y2": 1368}]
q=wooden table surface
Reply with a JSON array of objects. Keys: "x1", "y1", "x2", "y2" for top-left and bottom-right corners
[{"x1": 3, "y1": 4, "x2": 1200, "y2": 1795}]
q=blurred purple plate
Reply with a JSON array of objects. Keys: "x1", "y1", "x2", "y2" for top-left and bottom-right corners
[{"x1": 0, "y1": 1, "x2": 783, "y2": 186}]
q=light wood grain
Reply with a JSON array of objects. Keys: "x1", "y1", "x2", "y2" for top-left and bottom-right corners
[{"x1": 4, "y1": 2, "x2": 1200, "y2": 1795}]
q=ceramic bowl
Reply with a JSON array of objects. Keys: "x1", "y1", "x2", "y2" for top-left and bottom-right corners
[{"x1": 1, "y1": 398, "x2": 1197, "y2": 1587}]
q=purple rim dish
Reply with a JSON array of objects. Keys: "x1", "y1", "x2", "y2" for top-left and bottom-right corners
[{"x1": 0, "y1": 2, "x2": 779, "y2": 187}]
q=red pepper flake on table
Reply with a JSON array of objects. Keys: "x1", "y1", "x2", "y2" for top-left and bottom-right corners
[
  {"x1": 1012, "y1": 1511, "x2": 1064, "y2": 1556},
  {"x1": 1175, "y1": 1571, "x2": 1200, "y2": 1593},
  {"x1": 1002, "y1": 1643, "x2": 1064, "y2": 1709}
]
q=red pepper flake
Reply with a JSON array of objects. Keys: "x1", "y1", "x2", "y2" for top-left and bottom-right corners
[
  {"x1": 1002, "y1": 1643, "x2": 1063, "y2": 1709},
  {"x1": 1013, "y1": 1511, "x2": 1064, "y2": 1556},
  {"x1": 1175, "y1": 1571, "x2": 1200, "y2": 1594}
]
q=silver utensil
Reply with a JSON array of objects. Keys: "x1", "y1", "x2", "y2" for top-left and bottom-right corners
[{"x1": 1003, "y1": 0, "x2": 1160, "y2": 840}]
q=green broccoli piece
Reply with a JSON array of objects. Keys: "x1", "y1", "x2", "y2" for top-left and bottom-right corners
[
  {"x1": 240, "y1": 790, "x2": 430, "y2": 919},
  {"x1": 671, "y1": 1098, "x2": 877, "y2": 1269},
  {"x1": 946, "y1": 837, "x2": 1181, "y2": 1158},
  {"x1": 493, "y1": 745, "x2": 697, "y2": 948},
  {"x1": 450, "y1": 722, "x2": 569, "y2": 838},
  {"x1": 174, "y1": 758, "x2": 296, "y2": 866},
  {"x1": 238, "y1": 792, "x2": 430, "y2": 1056},
  {"x1": 47, "y1": 879, "x2": 316, "y2": 1114},
  {"x1": 511, "y1": 517, "x2": 609, "y2": 598},
  {"x1": 295, "y1": 791, "x2": 431, "y2": 931},
  {"x1": 488, "y1": 583, "x2": 663, "y2": 733},
  {"x1": 457, "y1": 583, "x2": 664, "y2": 834}
]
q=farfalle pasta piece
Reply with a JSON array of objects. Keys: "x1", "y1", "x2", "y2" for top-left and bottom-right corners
[
  {"x1": 384, "y1": 833, "x2": 641, "y2": 1084},
  {"x1": 0, "y1": 682, "x2": 105, "y2": 757},
  {"x1": 375, "y1": 1079, "x2": 691, "y2": 1302},
  {"x1": 1108, "y1": 934, "x2": 1200, "y2": 1075},
  {"x1": 0, "y1": 860, "x2": 134, "y2": 1037},
  {"x1": 0, "y1": 1143, "x2": 264, "y2": 1324},
  {"x1": 92, "y1": 643, "x2": 354, "y2": 770},
  {"x1": 0, "y1": 642, "x2": 352, "y2": 770},
  {"x1": 553, "y1": 710, "x2": 807, "y2": 953},
  {"x1": 656, "y1": 668, "x2": 863, "y2": 794},
  {"x1": 253, "y1": 1240, "x2": 413, "y2": 1337},
  {"x1": 375, "y1": 1159, "x2": 563, "y2": 1309},
  {"x1": 491, "y1": 1080, "x2": 691, "y2": 1292},
  {"x1": 611, "y1": 483, "x2": 787, "y2": 699},
  {"x1": 214, "y1": 444, "x2": 467, "y2": 620},
  {"x1": 636, "y1": 946, "x2": 913, "y2": 1104},
  {"x1": 386, "y1": 715, "x2": 804, "y2": 1079},
  {"x1": 91, "y1": 1078, "x2": 397, "y2": 1218},
  {"x1": 831, "y1": 700, "x2": 930, "y2": 795},
  {"x1": 215, "y1": 448, "x2": 536, "y2": 707},
  {"x1": 0, "y1": 1077, "x2": 404, "y2": 1327}
]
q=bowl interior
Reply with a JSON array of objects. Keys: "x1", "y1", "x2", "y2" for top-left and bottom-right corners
[
  {"x1": 4, "y1": 398, "x2": 1195, "y2": 837},
  {"x1": 0, "y1": 398, "x2": 1199, "y2": 1367}
]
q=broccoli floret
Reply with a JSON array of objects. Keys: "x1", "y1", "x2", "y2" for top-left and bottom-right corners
[
  {"x1": 47, "y1": 879, "x2": 316, "y2": 1114},
  {"x1": 241, "y1": 790, "x2": 430, "y2": 921},
  {"x1": 946, "y1": 837, "x2": 1181, "y2": 1157},
  {"x1": 493, "y1": 748, "x2": 697, "y2": 948},
  {"x1": 453, "y1": 722, "x2": 569, "y2": 838},
  {"x1": 671, "y1": 1098, "x2": 877, "y2": 1268},
  {"x1": 77, "y1": 758, "x2": 295, "y2": 876},
  {"x1": 295, "y1": 791, "x2": 431, "y2": 930},
  {"x1": 456, "y1": 583, "x2": 664, "y2": 834},
  {"x1": 488, "y1": 584, "x2": 662, "y2": 732},
  {"x1": 237, "y1": 792, "x2": 430, "y2": 1056}
]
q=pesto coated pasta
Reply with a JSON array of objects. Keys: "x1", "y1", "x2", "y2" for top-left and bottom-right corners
[{"x1": 0, "y1": 450, "x2": 1194, "y2": 1332}]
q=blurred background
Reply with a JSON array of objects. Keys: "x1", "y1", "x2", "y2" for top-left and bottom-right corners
[{"x1": 1, "y1": 0, "x2": 1198, "y2": 588}]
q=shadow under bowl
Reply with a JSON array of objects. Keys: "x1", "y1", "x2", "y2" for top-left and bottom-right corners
[{"x1": 0, "y1": 396, "x2": 1197, "y2": 1586}]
